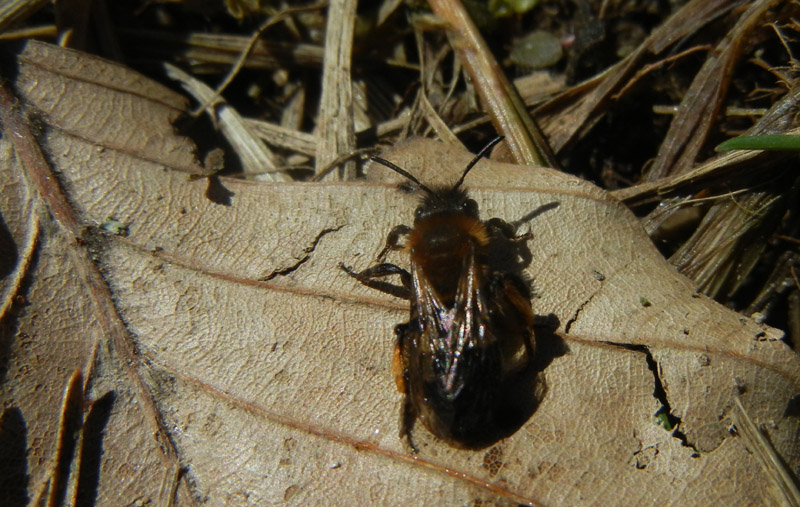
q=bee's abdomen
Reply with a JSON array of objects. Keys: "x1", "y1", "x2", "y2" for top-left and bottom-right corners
[{"x1": 414, "y1": 345, "x2": 502, "y2": 445}]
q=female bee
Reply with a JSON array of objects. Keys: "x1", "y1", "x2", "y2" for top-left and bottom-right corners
[{"x1": 341, "y1": 137, "x2": 535, "y2": 450}]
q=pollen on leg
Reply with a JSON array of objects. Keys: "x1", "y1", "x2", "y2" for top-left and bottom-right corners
[{"x1": 392, "y1": 345, "x2": 406, "y2": 393}]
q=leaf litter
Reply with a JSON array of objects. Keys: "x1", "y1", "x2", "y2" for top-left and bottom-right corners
[{"x1": 1, "y1": 1, "x2": 799, "y2": 504}]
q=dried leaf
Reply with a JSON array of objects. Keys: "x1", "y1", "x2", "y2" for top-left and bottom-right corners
[{"x1": 1, "y1": 40, "x2": 798, "y2": 505}]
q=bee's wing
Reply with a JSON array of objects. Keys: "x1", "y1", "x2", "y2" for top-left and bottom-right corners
[{"x1": 411, "y1": 246, "x2": 495, "y2": 397}]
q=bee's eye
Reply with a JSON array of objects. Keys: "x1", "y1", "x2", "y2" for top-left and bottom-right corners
[
  {"x1": 415, "y1": 207, "x2": 424, "y2": 218},
  {"x1": 463, "y1": 199, "x2": 478, "y2": 215}
]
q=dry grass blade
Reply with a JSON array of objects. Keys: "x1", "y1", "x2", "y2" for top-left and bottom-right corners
[
  {"x1": 316, "y1": 0, "x2": 357, "y2": 180},
  {"x1": 535, "y1": 0, "x2": 741, "y2": 154},
  {"x1": 733, "y1": 397, "x2": 800, "y2": 506},
  {"x1": 427, "y1": 0, "x2": 556, "y2": 167},
  {"x1": 0, "y1": 0, "x2": 49, "y2": 32},
  {"x1": 164, "y1": 62, "x2": 286, "y2": 179},
  {"x1": 645, "y1": 0, "x2": 785, "y2": 181},
  {"x1": 639, "y1": 81, "x2": 800, "y2": 299},
  {"x1": 119, "y1": 29, "x2": 326, "y2": 72},
  {"x1": 245, "y1": 118, "x2": 319, "y2": 156},
  {"x1": 37, "y1": 369, "x2": 83, "y2": 507},
  {"x1": 669, "y1": 189, "x2": 785, "y2": 298},
  {"x1": 189, "y1": 2, "x2": 327, "y2": 117}
]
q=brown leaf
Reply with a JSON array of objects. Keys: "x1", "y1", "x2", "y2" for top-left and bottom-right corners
[{"x1": 1, "y1": 40, "x2": 798, "y2": 505}]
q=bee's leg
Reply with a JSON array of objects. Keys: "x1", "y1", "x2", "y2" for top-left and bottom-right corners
[
  {"x1": 510, "y1": 230, "x2": 534, "y2": 242},
  {"x1": 485, "y1": 217, "x2": 533, "y2": 242},
  {"x1": 486, "y1": 272, "x2": 535, "y2": 370},
  {"x1": 394, "y1": 323, "x2": 418, "y2": 453},
  {"x1": 485, "y1": 217, "x2": 515, "y2": 237},
  {"x1": 339, "y1": 262, "x2": 412, "y2": 299},
  {"x1": 392, "y1": 323, "x2": 410, "y2": 392},
  {"x1": 400, "y1": 395, "x2": 419, "y2": 454},
  {"x1": 485, "y1": 218, "x2": 534, "y2": 270},
  {"x1": 505, "y1": 276, "x2": 536, "y2": 355},
  {"x1": 377, "y1": 225, "x2": 412, "y2": 262}
]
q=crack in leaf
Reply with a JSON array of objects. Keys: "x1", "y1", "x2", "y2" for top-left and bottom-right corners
[
  {"x1": 564, "y1": 293, "x2": 596, "y2": 334},
  {"x1": 260, "y1": 224, "x2": 344, "y2": 281},
  {"x1": 602, "y1": 342, "x2": 701, "y2": 456}
]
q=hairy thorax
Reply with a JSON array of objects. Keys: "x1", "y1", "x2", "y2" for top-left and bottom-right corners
[{"x1": 408, "y1": 214, "x2": 488, "y2": 303}]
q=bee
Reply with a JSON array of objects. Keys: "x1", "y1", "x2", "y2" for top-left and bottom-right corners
[{"x1": 341, "y1": 137, "x2": 536, "y2": 450}]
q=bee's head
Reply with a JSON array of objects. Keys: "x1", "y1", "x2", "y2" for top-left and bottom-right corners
[
  {"x1": 414, "y1": 187, "x2": 478, "y2": 223},
  {"x1": 369, "y1": 136, "x2": 504, "y2": 222}
]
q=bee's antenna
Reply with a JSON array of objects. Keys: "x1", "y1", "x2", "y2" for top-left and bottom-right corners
[
  {"x1": 452, "y1": 136, "x2": 505, "y2": 190},
  {"x1": 370, "y1": 156, "x2": 434, "y2": 195}
]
